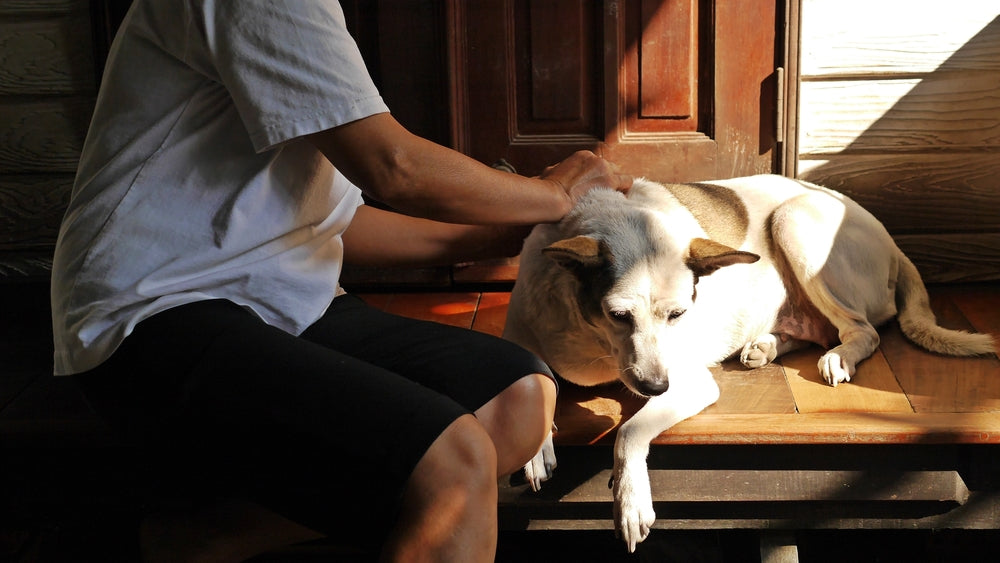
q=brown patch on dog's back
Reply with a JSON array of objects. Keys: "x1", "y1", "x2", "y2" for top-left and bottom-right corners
[{"x1": 663, "y1": 182, "x2": 749, "y2": 248}]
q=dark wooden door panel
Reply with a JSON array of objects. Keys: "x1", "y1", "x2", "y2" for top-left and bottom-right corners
[
  {"x1": 453, "y1": 0, "x2": 780, "y2": 182},
  {"x1": 626, "y1": 0, "x2": 702, "y2": 132},
  {"x1": 340, "y1": 0, "x2": 783, "y2": 286}
]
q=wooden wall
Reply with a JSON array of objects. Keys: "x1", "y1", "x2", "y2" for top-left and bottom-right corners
[
  {"x1": 4, "y1": 0, "x2": 999, "y2": 286},
  {"x1": 796, "y1": 0, "x2": 1000, "y2": 282},
  {"x1": 0, "y1": 0, "x2": 97, "y2": 279}
]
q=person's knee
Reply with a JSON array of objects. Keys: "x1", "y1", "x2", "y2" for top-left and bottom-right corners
[
  {"x1": 412, "y1": 415, "x2": 498, "y2": 498},
  {"x1": 505, "y1": 373, "x2": 557, "y2": 438},
  {"x1": 385, "y1": 416, "x2": 499, "y2": 561},
  {"x1": 477, "y1": 373, "x2": 556, "y2": 474}
]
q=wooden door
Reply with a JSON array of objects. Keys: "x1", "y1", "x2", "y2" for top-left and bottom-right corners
[
  {"x1": 451, "y1": 0, "x2": 783, "y2": 181},
  {"x1": 342, "y1": 0, "x2": 787, "y2": 287}
]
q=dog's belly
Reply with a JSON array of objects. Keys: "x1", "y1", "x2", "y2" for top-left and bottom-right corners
[{"x1": 774, "y1": 297, "x2": 838, "y2": 348}]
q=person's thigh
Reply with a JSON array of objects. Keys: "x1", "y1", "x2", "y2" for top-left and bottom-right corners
[
  {"x1": 74, "y1": 299, "x2": 467, "y2": 541},
  {"x1": 300, "y1": 293, "x2": 554, "y2": 412}
]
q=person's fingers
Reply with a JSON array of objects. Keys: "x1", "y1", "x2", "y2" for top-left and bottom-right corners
[{"x1": 536, "y1": 150, "x2": 631, "y2": 202}]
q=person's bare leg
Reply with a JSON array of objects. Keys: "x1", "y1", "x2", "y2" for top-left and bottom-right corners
[
  {"x1": 377, "y1": 374, "x2": 555, "y2": 561},
  {"x1": 475, "y1": 373, "x2": 557, "y2": 475},
  {"x1": 379, "y1": 414, "x2": 499, "y2": 563},
  {"x1": 140, "y1": 499, "x2": 324, "y2": 563},
  {"x1": 139, "y1": 374, "x2": 553, "y2": 563}
]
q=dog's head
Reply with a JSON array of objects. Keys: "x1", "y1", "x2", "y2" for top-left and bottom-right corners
[{"x1": 543, "y1": 216, "x2": 758, "y2": 397}]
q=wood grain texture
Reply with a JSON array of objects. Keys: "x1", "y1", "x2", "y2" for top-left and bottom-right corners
[
  {"x1": 797, "y1": 1, "x2": 1000, "y2": 276},
  {"x1": 798, "y1": 76, "x2": 1000, "y2": 156},
  {"x1": 780, "y1": 347, "x2": 913, "y2": 414},
  {"x1": 470, "y1": 291, "x2": 511, "y2": 338},
  {"x1": 703, "y1": 361, "x2": 796, "y2": 415},
  {"x1": 946, "y1": 282, "x2": 1000, "y2": 337},
  {"x1": 656, "y1": 413, "x2": 1000, "y2": 445},
  {"x1": 0, "y1": 18, "x2": 96, "y2": 96},
  {"x1": 0, "y1": 174, "x2": 72, "y2": 249},
  {"x1": 635, "y1": 0, "x2": 696, "y2": 120},
  {"x1": 378, "y1": 292, "x2": 480, "y2": 328},
  {"x1": 893, "y1": 233, "x2": 1000, "y2": 283},
  {"x1": 0, "y1": 0, "x2": 86, "y2": 16},
  {"x1": 878, "y1": 294, "x2": 1000, "y2": 413},
  {"x1": 798, "y1": 155, "x2": 1000, "y2": 235},
  {"x1": 0, "y1": 99, "x2": 93, "y2": 174},
  {"x1": 457, "y1": 0, "x2": 777, "y2": 181},
  {"x1": 801, "y1": 1, "x2": 1000, "y2": 77},
  {"x1": 560, "y1": 469, "x2": 968, "y2": 503},
  {"x1": 527, "y1": 0, "x2": 585, "y2": 121}
]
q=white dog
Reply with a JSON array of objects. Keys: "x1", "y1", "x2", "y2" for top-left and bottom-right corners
[{"x1": 503, "y1": 174, "x2": 995, "y2": 552}]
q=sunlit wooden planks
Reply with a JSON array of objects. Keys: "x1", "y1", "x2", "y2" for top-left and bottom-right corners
[
  {"x1": 658, "y1": 413, "x2": 1000, "y2": 445},
  {"x1": 780, "y1": 347, "x2": 913, "y2": 414}
]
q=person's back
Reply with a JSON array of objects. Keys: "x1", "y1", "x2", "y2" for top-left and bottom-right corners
[{"x1": 52, "y1": 0, "x2": 385, "y2": 375}]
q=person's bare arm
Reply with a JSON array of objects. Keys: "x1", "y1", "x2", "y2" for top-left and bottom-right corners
[
  {"x1": 308, "y1": 112, "x2": 631, "y2": 225},
  {"x1": 342, "y1": 204, "x2": 531, "y2": 268}
]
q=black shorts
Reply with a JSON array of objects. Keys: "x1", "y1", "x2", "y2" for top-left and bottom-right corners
[{"x1": 73, "y1": 294, "x2": 552, "y2": 544}]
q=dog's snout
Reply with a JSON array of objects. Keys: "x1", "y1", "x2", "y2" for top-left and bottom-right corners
[{"x1": 636, "y1": 379, "x2": 669, "y2": 397}]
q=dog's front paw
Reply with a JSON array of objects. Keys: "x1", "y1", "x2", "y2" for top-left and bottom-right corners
[
  {"x1": 523, "y1": 431, "x2": 556, "y2": 491},
  {"x1": 818, "y1": 351, "x2": 852, "y2": 386},
  {"x1": 611, "y1": 460, "x2": 655, "y2": 553},
  {"x1": 741, "y1": 335, "x2": 778, "y2": 369}
]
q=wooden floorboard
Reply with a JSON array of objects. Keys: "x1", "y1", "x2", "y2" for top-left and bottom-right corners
[
  {"x1": 363, "y1": 291, "x2": 480, "y2": 328},
  {"x1": 951, "y1": 284, "x2": 1000, "y2": 335},
  {"x1": 353, "y1": 284, "x2": 1000, "y2": 447},
  {"x1": 707, "y1": 362, "x2": 796, "y2": 414},
  {"x1": 781, "y1": 347, "x2": 913, "y2": 414},
  {"x1": 471, "y1": 291, "x2": 511, "y2": 337},
  {"x1": 660, "y1": 412, "x2": 1000, "y2": 445}
]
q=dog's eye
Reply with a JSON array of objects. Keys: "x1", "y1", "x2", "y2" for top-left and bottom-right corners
[
  {"x1": 609, "y1": 310, "x2": 633, "y2": 325},
  {"x1": 668, "y1": 309, "x2": 686, "y2": 322}
]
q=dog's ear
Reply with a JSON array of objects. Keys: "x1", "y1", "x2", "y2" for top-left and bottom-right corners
[
  {"x1": 686, "y1": 238, "x2": 759, "y2": 277},
  {"x1": 543, "y1": 235, "x2": 606, "y2": 270}
]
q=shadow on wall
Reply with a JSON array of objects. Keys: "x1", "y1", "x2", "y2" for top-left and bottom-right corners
[{"x1": 796, "y1": 12, "x2": 1000, "y2": 283}]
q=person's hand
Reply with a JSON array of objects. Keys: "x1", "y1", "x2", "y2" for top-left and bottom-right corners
[{"x1": 538, "y1": 150, "x2": 632, "y2": 204}]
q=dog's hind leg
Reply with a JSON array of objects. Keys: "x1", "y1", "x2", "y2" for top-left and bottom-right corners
[{"x1": 770, "y1": 193, "x2": 892, "y2": 386}]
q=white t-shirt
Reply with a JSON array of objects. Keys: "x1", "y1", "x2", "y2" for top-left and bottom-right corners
[{"x1": 51, "y1": 0, "x2": 389, "y2": 375}]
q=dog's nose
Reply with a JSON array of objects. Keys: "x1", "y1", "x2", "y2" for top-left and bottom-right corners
[{"x1": 636, "y1": 379, "x2": 669, "y2": 397}]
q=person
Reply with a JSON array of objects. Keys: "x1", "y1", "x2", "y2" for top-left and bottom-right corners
[{"x1": 51, "y1": 1, "x2": 631, "y2": 561}]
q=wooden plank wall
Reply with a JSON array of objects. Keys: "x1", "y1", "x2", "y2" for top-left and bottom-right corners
[
  {"x1": 5, "y1": 1, "x2": 1000, "y2": 286},
  {"x1": 0, "y1": 0, "x2": 95, "y2": 276},
  {"x1": 796, "y1": 0, "x2": 1000, "y2": 282}
]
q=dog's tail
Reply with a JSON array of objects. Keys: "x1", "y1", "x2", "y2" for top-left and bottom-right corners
[{"x1": 895, "y1": 252, "x2": 996, "y2": 356}]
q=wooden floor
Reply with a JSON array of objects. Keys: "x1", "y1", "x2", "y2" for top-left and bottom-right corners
[
  {"x1": 2, "y1": 283, "x2": 998, "y2": 561},
  {"x1": 358, "y1": 282, "x2": 1000, "y2": 448}
]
